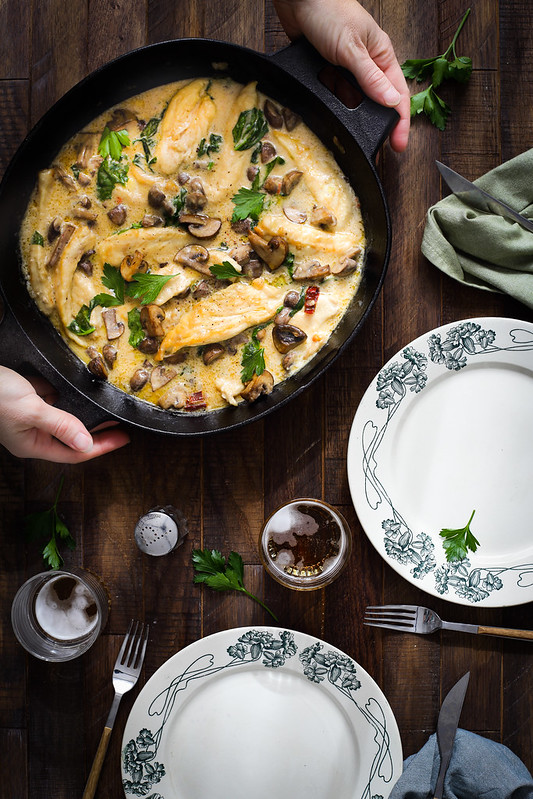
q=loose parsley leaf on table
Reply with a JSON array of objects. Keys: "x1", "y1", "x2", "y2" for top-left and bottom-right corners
[
  {"x1": 192, "y1": 548, "x2": 278, "y2": 621},
  {"x1": 24, "y1": 476, "x2": 76, "y2": 570},
  {"x1": 439, "y1": 509, "x2": 479, "y2": 562},
  {"x1": 401, "y1": 8, "x2": 472, "y2": 130},
  {"x1": 231, "y1": 186, "x2": 266, "y2": 223},
  {"x1": 232, "y1": 108, "x2": 269, "y2": 151}
]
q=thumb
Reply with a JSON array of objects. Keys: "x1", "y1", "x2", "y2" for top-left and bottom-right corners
[{"x1": 37, "y1": 403, "x2": 94, "y2": 452}]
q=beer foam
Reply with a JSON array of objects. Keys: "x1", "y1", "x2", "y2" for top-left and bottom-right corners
[{"x1": 34, "y1": 576, "x2": 98, "y2": 641}]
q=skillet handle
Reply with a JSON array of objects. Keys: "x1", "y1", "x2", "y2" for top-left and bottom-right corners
[
  {"x1": 0, "y1": 293, "x2": 111, "y2": 432},
  {"x1": 268, "y1": 38, "x2": 399, "y2": 162}
]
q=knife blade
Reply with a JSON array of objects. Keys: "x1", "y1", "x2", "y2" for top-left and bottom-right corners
[
  {"x1": 436, "y1": 160, "x2": 533, "y2": 233},
  {"x1": 433, "y1": 671, "x2": 470, "y2": 799}
]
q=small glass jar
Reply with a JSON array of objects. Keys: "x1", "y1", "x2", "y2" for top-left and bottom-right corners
[
  {"x1": 134, "y1": 505, "x2": 188, "y2": 556},
  {"x1": 259, "y1": 498, "x2": 352, "y2": 590},
  {"x1": 11, "y1": 567, "x2": 109, "y2": 662}
]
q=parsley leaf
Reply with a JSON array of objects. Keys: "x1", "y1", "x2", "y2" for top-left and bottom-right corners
[
  {"x1": 241, "y1": 325, "x2": 267, "y2": 383},
  {"x1": 126, "y1": 272, "x2": 173, "y2": 305},
  {"x1": 209, "y1": 261, "x2": 242, "y2": 280},
  {"x1": 231, "y1": 186, "x2": 266, "y2": 222},
  {"x1": 98, "y1": 126, "x2": 130, "y2": 160},
  {"x1": 232, "y1": 108, "x2": 269, "y2": 151},
  {"x1": 127, "y1": 307, "x2": 144, "y2": 348},
  {"x1": 31, "y1": 231, "x2": 44, "y2": 246},
  {"x1": 101, "y1": 262, "x2": 126, "y2": 303},
  {"x1": 439, "y1": 509, "x2": 480, "y2": 562},
  {"x1": 68, "y1": 303, "x2": 96, "y2": 336},
  {"x1": 401, "y1": 8, "x2": 471, "y2": 130},
  {"x1": 111, "y1": 221, "x2": 143, "y2": 236},
  {"x1": 192, "y1": 548, "x2": 278, "y2": 621},
  {"x1": 24, "y1": 476, "x2": 76, "y2": 570}
]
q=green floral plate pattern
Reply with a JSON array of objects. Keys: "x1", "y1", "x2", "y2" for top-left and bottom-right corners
[
  {"x1": 348, "y1": 317, "x2": 533, "y2": 607},
  {"x1": 121, "y1": 626, "x2": 402, "y2": 799}
]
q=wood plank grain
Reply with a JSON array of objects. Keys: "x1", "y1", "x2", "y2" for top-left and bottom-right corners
[
  {"x1": 0, "y1": 728, "x2": 27, "y2": 799},
  {"x1": 0, "y1": 1, "x2": 30, "y2": 78},
  {"x1": 148, "y1": 0, "x2": 264, "y2": 48},
  {"x1": 0, "y1": 81, "x2": 29, "y2": 178},
  {"x1": 88, "y1": 0, "x2": 146, "y2": 71}
]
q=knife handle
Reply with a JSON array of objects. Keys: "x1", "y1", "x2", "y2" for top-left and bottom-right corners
[{"x1": 478, "y1": 625, "x2": 533, "y2": 640}]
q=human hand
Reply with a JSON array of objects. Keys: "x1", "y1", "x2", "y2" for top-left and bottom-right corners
[
  {"x1": 273, "y1": 0, "x2": 410, "y2": 152},
  {"x1": 0, "y1": 366, "x2": 130, "y2": 462}
]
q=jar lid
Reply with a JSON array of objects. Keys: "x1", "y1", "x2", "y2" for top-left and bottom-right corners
[{"x1": 134, "y1": 510, "x2": 180, "y2": 556}]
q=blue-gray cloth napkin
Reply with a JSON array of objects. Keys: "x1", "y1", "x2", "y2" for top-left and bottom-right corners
[
  {"x1": 389, "y1": 729, "x2": 533, "y2": 799},
  {"x1": 421, "y1": 150, "x2": 533, "y2": 309}
]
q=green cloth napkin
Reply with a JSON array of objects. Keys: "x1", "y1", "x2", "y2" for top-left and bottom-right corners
[{"x1": 421, "y1": 149, "x2": 533, "y2": 309}]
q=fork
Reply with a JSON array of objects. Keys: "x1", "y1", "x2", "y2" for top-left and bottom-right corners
[
  {"x1": 364, "y1": 605, "x2": 533, "y2": 641},
  {"x1": 82, "y1": 620, "x2": 149, "y2": 799}
]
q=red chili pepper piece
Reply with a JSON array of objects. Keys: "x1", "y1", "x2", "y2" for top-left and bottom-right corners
[
  {"x1": 185, "y1": 391, "x2": 207, "y2": 411},
  {"x1": 304, "y1": 285, "x2": 319, "y2": 314}
]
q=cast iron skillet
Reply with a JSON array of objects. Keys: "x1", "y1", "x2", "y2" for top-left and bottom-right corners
[{"x1": 0, "y1": 37, "x2": 397, "y2": 436}]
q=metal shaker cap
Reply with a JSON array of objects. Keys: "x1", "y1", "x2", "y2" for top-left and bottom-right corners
[{"x1": 134, "y1": 506, "x2": 187, "y2": 556}]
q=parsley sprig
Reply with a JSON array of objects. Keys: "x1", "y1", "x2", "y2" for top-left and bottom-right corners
[
  {"x1": 192, "y1": 548, "x2": 278, "y2": 621},
  {"x1": 401, "y1": 8, "x2": 472, "y2": 130},
  {"x1": 231, "y1": 187, "x2": 266, "y2": 223},
  {"x1": 96, "y1": 126, "x2": 130, "y2": 200},
  {"x1": 209, "y1": 261, "x2": 242, "y2": 280},
  {"x1": 232, "y1": 108, "x2": 269, "y2": 151},
  {"x1": 241, "y1": 325, "x2": 268, "y2": 382},
  {"x1": 24, "y1": 477, "x2": 76, "y2": 570},
  {"x1": 439, "y1": 509, "x2": 479, "y2": 562}
]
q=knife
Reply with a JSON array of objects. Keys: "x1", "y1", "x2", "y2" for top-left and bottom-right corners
[
  {"x1": 436, "y1": 160, "x2": 533, "y2": 233},
  {"x1": 433, "y1": 671, "x2": 470, "y2": 799}
]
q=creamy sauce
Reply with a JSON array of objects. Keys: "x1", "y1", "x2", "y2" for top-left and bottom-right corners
[{"x1": 20, "y1": 77, "x2": 365, "y2": 413}]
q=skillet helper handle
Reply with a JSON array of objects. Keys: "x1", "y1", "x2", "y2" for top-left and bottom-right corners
[
  {"x1": 0, "y1": 292, "x2": 110, "y2": 432},
  {"x1": 268, "y1": 37, "x2": 399, "y2": 162},
  {"x1": 477, "y1": 625, "x2": 533, "y2": 641}
]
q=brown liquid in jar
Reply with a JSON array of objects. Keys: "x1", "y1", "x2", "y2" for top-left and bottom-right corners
[{"x1": 266, "y1": 502, "x2": 342, "y2": 577}]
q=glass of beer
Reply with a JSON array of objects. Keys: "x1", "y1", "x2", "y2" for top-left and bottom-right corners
[{"x1": 11, "y1": 568, "x2": 109, "y2": 661}]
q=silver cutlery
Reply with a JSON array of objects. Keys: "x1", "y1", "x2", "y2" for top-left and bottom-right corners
[
  {"x1": 433, "y1": 671, "x2": 470, "y2": 799},
  {"x1": 364, "y1": 605, "x2": 533, "y2": 641},
  {"x1": 436, "y1": 160, "x2": 533, "y2": 233},
  {"x1": 82, "y1": 620, "x2": 149, "y2": 799}
]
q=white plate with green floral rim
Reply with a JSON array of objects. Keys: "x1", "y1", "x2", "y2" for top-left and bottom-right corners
[
  {"x1": 121, "y1": 626, "x2": 402, "y2": 799},
  {"x1": 347, "y1": 317, "x2": 533, "y2": 607}
]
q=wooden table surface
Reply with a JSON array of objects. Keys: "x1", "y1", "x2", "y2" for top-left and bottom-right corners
[{"x1": 1, "y1": 0, "x2": 532, "y2": 796}]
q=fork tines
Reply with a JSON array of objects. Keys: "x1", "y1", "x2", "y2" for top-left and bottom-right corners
[
  {"x1": 364, "y1": 605, "x2": 417, "y2": 630},
  {"x1": 118, "y1": 620, "x2": 149, "y2": 670}
]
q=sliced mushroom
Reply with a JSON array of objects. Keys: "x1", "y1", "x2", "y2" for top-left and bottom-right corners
[
  {"x1": 130, "y1": 367, "x2": 150, "y2": 392},
  {"x1": 260, "y1": 141, "x2": 277, "y2": 163},
  {"x1": 281, "y1": 169, "x2": 303, "y2": 196},
  {"x1": 282, "y1": 107, "x2": 300, "y2": 131},
  {"x1": 283, "y1": 206, "x2": 307, "y2": 224},
  {"x1": 202, "y1": 343, "x2": 225, "y2": 365},
  {"x1": 186, "y1": 190, "x2": 208, "y2": 211},
  {"x1": 188, "y1": 217, "x2": 221, "y2": 239},
  {"x1": 141, "y1": 213, "x2": 164, "y2": 227},
  {"x1": 47, "y1": 223, "x2": 76, "y2": 269},
  {"x1": 330, "y1": 255, "x2": 359, "y2": 276},
  {"x1": 247, "y1": 165, "x2": 259, "y2": 182},
  {"x1": 79, "y1": 195, "x2": 92, "y2": 208},
  {"x1": 178, "y1": 211, "x2": 208, "y2": 225},
  {"x1": 102, "y1": 344, "x2": 117, "y2": 369},
  {"x1": 242, "y1": 258, "x2": 263, "y2": 278},
  {"x1": 75, "y1": 135, "x2": 97, "y2": 170},
  {"x1": 229, "y1": 244, "x2": 253, "y2": 265},
  {"x1": 284, "y1": 289, "x2": 301, "y2": 308},
  {"x1": 282, "y1": 352, "x2": 295, "y2": 371},
  {"x1": 86, "y1": 346, "x2": 99, "y2": 359},
  {"x1": 178, "y1": 172, "x2": 190, "y2": 185},
  {"x1": 120, "y1": 250, "x2": 147, "y2": 281},
  {"x1": 77, "y1": 171, "x2": 91, "y2": 187},
  {"x1": 102, "y1": 308, "x2": 125, "y2": 340},
  {"x1": 175, "y1": 244, "x2": 211, "y2": 275},
  {"x1": 164, "y1": 350, "x2": 188, "y2": 364},
  {"x1": 272, "y1": 324, "x2": 307, "y2": 353},
  {"x1": 292, "y1": 259, "x2": 331, "y2": 281},
  {"x1": 87, "y1": 355, "x2": 108, "y2": 380},
  {"x1": 140, "y1": 304, "x2": 165, "y2": 337},
  {"x1": 274, "y1": 307, "x2": 292, "y2": 326},
  {"x1": 231, "y1": 218, "x2": 252, "y2": 235},
  {"x1": 108, "y1": 107, "x2": 137, "y2": 131},
  {"x1": 53, "y1": 164, "x2": 77, "y2": 191},
  {"x1": 150, "y1": 365, "x2": 177, "y2": 391},
  {"x1": 73, "y1": 206, "x2": 97, "y2": 223},
  {"x1": 158, "y1": 381, "x2": 187, "y2": 410},
  {"x1": 240, "y1": 370, "x2": 274, "y2": 402},
  {"x1": 47, "y1": 217, "x2": 62, "y2": 243},
  {"x1": 77, "y1": 250, "x2": 95, "y2": 276},
  {"x1": 309, "y1": 206, "x2": 337, "y2": 228},
  {"x1": 263, "y1": 175, "x2": 282, "y2": 195},
  {"x1": 248, "y1": 230, "x2": 288, "y2": 271},
  {"x1": 148, "y1": 184, "x2": 166, "y2": 208},
  {"x1": 108, "y1": 204, "x2": 127, "y2": 225},
  {"x1": 137, "y1": 336, "x2": 159, "y2": 354},
  {"x1": 264, "y1": 99, "x2": 283, "y2": 128}
]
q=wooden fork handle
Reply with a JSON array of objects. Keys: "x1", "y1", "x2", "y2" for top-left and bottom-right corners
[
  {"x1": 478, "y1": 625, "x2": 533, "y2": 640},
  {"x1": 82, "y1": 725, "x2": 112, "y2": 799}
]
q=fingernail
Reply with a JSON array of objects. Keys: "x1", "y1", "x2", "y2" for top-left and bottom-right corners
[
  {"x1": 383, "y1": 86, "x2": 401, "y2": 106},
  {"x1": 73, "y1": 432, "x2": 93, "y2": 452}
]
